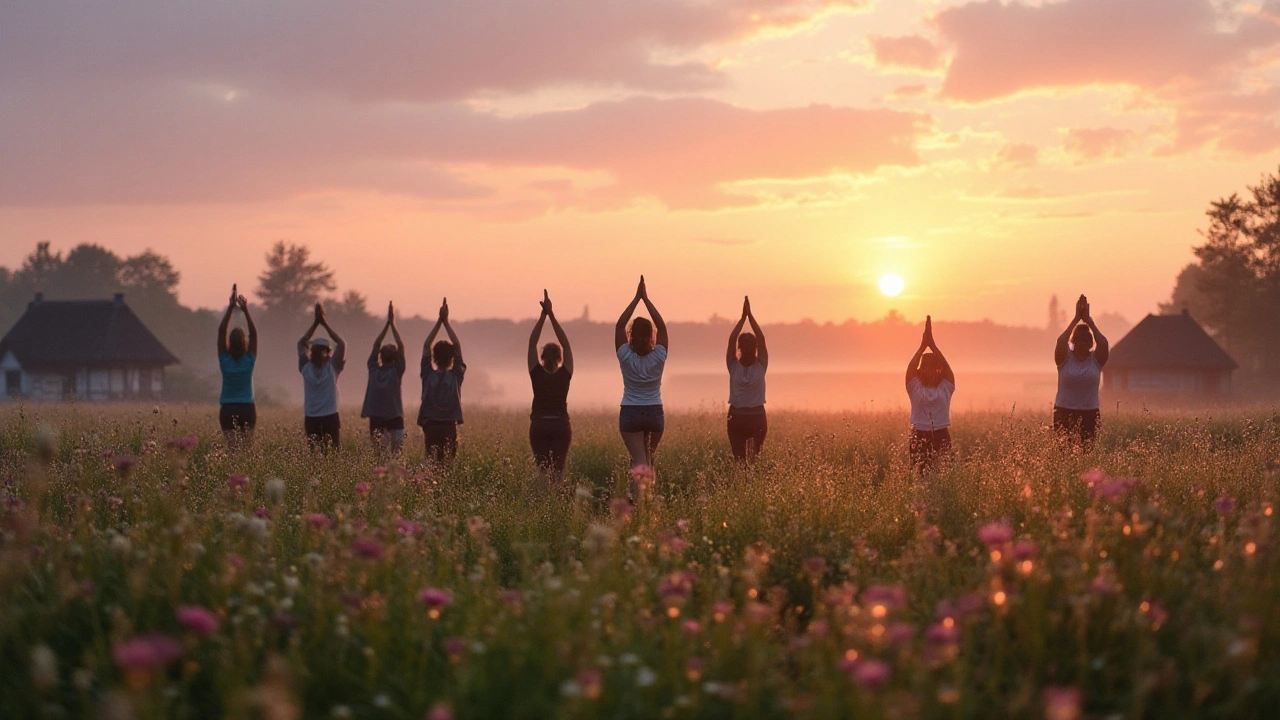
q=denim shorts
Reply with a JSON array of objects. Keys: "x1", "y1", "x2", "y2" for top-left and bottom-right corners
[{"x1": 619, "y1": 405, "x2": 665, "y2": 434}]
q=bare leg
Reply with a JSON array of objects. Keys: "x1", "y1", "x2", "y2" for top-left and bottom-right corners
[
  {"x1": 644, "y1": 431, "x2": 663, "y2": 468},
  {"x1": 621, "y1": 431, "x2": 649, "y2": 468}
]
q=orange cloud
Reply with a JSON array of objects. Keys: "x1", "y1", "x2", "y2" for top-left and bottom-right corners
[
  {"x1": 1062, "y1": 127, "x2": 1139, "y2": 163},
  {"x1": 868, "y1": 35, "x2": 944, "y2": 72},
  {"x1": 992, "y1": 143, "x2": 1039, "y2": 170}
]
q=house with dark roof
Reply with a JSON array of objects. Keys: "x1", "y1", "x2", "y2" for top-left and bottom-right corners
[
  {"x1": 1103, "y1": 310, "x2": 1237, "y2": 395},
  {"x1": 0, "y1": 293, "x2": 178, "y2": 401}
]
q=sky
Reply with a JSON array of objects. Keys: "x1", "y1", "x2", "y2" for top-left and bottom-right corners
[{"x1": 2, "y1": 0, "x2": 1279, "y2": 326}]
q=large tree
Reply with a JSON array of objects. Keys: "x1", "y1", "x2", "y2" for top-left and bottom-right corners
[
  {"x1": 256, "y1": 241, "x2": 336, "y2": 316},
  {"x1": 1165, "y1": 167, "x2": 1280, "y2": 373}
]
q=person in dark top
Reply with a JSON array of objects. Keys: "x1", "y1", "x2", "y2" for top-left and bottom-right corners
[
  {"x1": 528, "y1": 290, "x2": 574, "y2": 482},
  {"x1": 361, "y1": 301, "x2": 406, "y2": 455},
  {"x1": 216, "y1": 284, "x2": 258, "y2": 449},
  {"x1": 726, "y1": 296, "x2": 767, "y2": 464},
  {"x1": 417, "y1": 298, "x2": 465, "y2": 467}
]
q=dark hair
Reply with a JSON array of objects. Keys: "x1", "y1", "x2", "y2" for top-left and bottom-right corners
[
  {"x1": 737, "y1": 332, "x2": 758, "y2": 366},
  {"x1": 228, "y1": 328, "x2": 248, "y2": 358},
  {"x1": 541, "y1": 343, "x2": 562, "y2": 371},
  {"x1": 629, "y1": 317, "x2": 654, "y2": 353},
  {"x1": 432, "y1": 340, "x2": 455, "y2": 369},
  {"x1": 1071, "y1": 324, "x2": 1094, "y2": 350},
  {"x1": 379, "y1": 344, "x2": 398, "y2": 367},
  {"x1": 918, "y1": 352, "x2": 940, "y2": 372}
]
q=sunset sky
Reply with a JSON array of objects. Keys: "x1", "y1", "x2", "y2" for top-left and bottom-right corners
[{"x1": 2, "y1": 0, "x2": 1279, "y2": 326}]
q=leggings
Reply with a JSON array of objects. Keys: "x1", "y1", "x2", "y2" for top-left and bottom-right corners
[
  {"x1": 422, "y1": 422, "x2": 458, "y2": 466},
  {"x1": 727, "y1": 409, "x2": 767, "y2": 462},
  {"x1": 304, "y1": 413, "x2": 341, "y2": 451},
  {"x1": 909, "y1": 428, "x2": 952, "y2": 473},
  {"x1": 1053, "y1": 407, "x2": 1100, "y2": 449},
  {"x1": 529, "y1": 416, "x2": 572, "y2": 476}
]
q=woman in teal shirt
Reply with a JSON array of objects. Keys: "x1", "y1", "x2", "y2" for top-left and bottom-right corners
[{"x1": 217, "y1": 284, "x2": 258, "y2": 448}]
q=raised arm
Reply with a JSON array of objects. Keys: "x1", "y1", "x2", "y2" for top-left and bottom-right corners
[
  {"x1": 639, "y1": 278, "x2": 668, "y2": 350},
  {"x1": 317, "y1": 304, "x2": 345, "y2": 365},
  {"x1": 528, "y1": 305, "x2": 548, "y2": 372},
  {"x1": 372, "y1": 318, "x2": 391, "y2": 362},
  {"x1": 727, "y1": 302, "x2": 748, "y2": 368},
  {"x1": 906, "y1": 331, "x2": 928, "y2": 384},
  {"x1": 925, "y1": 318, "x2": 956, "y2": 386},
  {"x1": 440, "y1": 298, "x2": 461, "y2": 356},
  {"x1": 1054, "y1": 295, "x2": 1086, "y2": 367},
  {"x1": 1083, "y1": 314, "x2": 1109, "y2": 368},
  {"x1": 388, "y1": 306, "x2": 404, "y2": 358},
  {"x1": 615, "y1": 279, "x2": 644, "y2": 350},
  {"x1": 299, "y1": 303, "x2": 322, "y2": 355},
  {"x1": 745, "y1": 297, "x2": 766, "y2": 362},
  {"x1": 217, "y1": 286, "x2": 235, "y2": 354},
  {"x1": 548, "y1": 309, "x2": 572, "y2": 375},
  {"x1": 239, "y1": 295, "x2": 258, "y2": 356}
]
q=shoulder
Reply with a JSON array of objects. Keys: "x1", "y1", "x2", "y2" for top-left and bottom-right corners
[
  {"x1": 906, "y1": 376, "x2": 921, "y2": 392},
  {"x1": 941, "y1": 379, "x2": 955, "y2": 394},
  {"x1": 617, "y1": 344, "x2": 633, "y2": 361},
  {"x1": 652, "y1": 345, "x2": 668, "y2": 361}
]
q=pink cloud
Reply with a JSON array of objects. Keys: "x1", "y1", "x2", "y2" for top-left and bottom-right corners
[
  {"x1": 1062, "y1": 127, "x2": 1138, "y2": 163},
  {"x1": 0, "y1": 1, "x2": 867, "y2": 102},
  {"x1": 936, "y1": 0, "x2": 1280, "y2": 102},
  {"x1": 869, "y1": 35, "x2": 944, "y2": 72},
  {"x1": 992, "y1": 143, "x2": 1038, "y2": 170}
]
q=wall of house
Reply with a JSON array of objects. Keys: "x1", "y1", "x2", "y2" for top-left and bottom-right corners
[
  {"x1": 1105, "y1": 368, "x2": 1232, "y2": 394},
  {"x1": 2, "y1": 363, "x2": 166, "y2": 401}
]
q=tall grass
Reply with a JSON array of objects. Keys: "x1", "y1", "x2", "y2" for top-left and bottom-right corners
[{"x1": 1, "y1": 404, "x2": 1278, "y2": 718}]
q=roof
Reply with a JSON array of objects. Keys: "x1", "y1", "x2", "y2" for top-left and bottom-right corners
[
  {"x1": 1106, "y1": 310, "x2": 1237, "y2": 371},
  {"x1": 0, "y1": 295, "x2": 179, "y2": 368}
]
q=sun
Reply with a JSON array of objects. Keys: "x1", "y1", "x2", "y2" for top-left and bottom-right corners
[{"x1": 878, "y1": 273, "x2": 905, "y2": 297}]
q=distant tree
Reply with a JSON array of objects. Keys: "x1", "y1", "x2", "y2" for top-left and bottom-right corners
[
  {"x1": 1164, "y1": 167, "x2": 1280, "y2": 372},
  {"x1": 14, "y1": 241, "x2": 63, "y2": 287},
  {"x1": 119, "y1": 250, "x2": 180, "y2": 297},
  {"x1": 256, "y1": 241, "x2": 336, "y2": 316},
  {"x1": 326, "y1": 289, "x2": 375, "y2": 326}
]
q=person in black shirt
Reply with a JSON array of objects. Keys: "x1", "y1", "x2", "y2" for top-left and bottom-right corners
[{"x1": 528, "y1": 290, "x2": 574, "y2": 481}]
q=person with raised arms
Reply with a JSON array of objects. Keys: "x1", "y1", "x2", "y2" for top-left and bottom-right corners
[
  {"x1": 1053, "y1": 294, "x2": 1109, "y2": 449},
  {"x1": 726, "y1": 296, "x2": 768, "y2": 464},
  {"x1": 216, "y1": 283, "x2": 258, "y2": 449},
  {"x1": 527, "y1": 290, "x2": 574, "y2": 482},
  {"x1": 905, "y1": 315, "x2": 956, "y2": 473},
  {"x1": 298, "y1": 302, "x2": 346, "y2": 451},
  {"x1": 361, "y1": 301, "x2": 406, "y2": 455},
  {"x1": 615, "y1": 276, "x2": 669, "y2": 485},
  {"x1": 417, "y1": 298, "x2": 466, "y2": 467}
]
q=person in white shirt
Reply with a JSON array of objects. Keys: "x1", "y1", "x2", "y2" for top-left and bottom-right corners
[
  {"x1": 615, "y1": 276, "x2": 669, "y2": 477},
  {"x1": 298, "y1": 302, "x2": 346, "y2": 452},
  {"x1": 726, "y1": 295, "x2": 768, "y2": 464},
  {"x1": 1053, "y1": 294, "x2": 1109, "y2": 449},
  {"x1": 905, "y1": 315, "x2": 955, "y2": 473}
]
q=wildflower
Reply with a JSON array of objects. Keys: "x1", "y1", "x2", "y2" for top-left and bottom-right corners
[
  {"x1": 849, "y1": 659, "x2": 891, "y2": 688},
  {"x1": 30, "y1": 644, "x2": 58, "y2": 692},
  {"x1": 418, "y1": 588, "x2": 452, "y2": 616},
  {"x1": 1042, "y1": 686, "x2": 1082, "y2": 720},
  {"x1": 442, "y1": 637, "x2": 467, "y2": 662},
  {"x1": 630, "y1": 464, "x2": 655, "y2": 493},
  {"x1": 635, "y1": 666, "x2": 657, "y2": 687},
  {"x1": 499, "y1": 589, "x2": 522, "y2": 607},
  {"x1": 1215, "y1": 496, "x2": 1236, "y2": 516},
  {"x1": 1012, "y1": 539, "x2": 1038, "y2": 561},
  {"x1": 803, "y1": 557, "x2": 826, "y2": 581},
  {"x1": 658, "y1": 571, "x2": 694, "y2": 609},
  {"x1": 112, "y1": 634, "x2": 183, "y2": 670},
  {"x1": 351, "y1": 537, "x2": 385, "y2": 560},
  {"x1": 108, "y1": 533, "x2": 132, "y2": 558},
  {"x1": 113, "y1": 455, "x2": 137, "y2": 479},
  {"x1": 254, "y1": 507, "x2": 271, "y2": 520},
  {"x1": 466, "y1": 516, "x2": 489, "y2": 536},
  {"x1": 168, "y1": 436, "x2": 197, "y2": 453},
  {"x1": 305, "y1": 514, "x2": 331, "y2": 530},
  {"x1": 107, "y1": 496, "x2": 124, "y2": 508},
  {"x1": 396, "y1": 519, "x2": 424, "y2": 536},
  {"x1": 1080, "y1": 468, "x2": 1107, "y2": 486},
  {"x1": 977, "y1": 521, "x2": 1013, "y2": 547},
  {"x1": 610, "y1": 498, "x2": 634, "y2": 524},
  {"x1": 887, "y1": 622, "x2": 915, "y2": 647},
  {"x1": 176, "y1": 605, "x2": 220, "y2": 636},
  {"x1": 1092, "y1": 476, "x2": 1138, "y2": 500},
  {"x1": 926, "y1": 621, "x2": 960, "y2": 645},
  {"x1": 227, "y1": 474, "x2": 249, "y2": 491},
  {"x1": 577, "y1": 669, "x2": 603, "y2": 700},
  {"x1": 685, "y1": 657, "x2": 704, "y2": 681},
  {"x1": 682, "y1": 620, "x2": 702, "y2": 636},
  {"x1": 373, "y1": 466, "x2": 389, "y2": 479},
  {"x1": 427, "y1": 702, "x2": 453, "y2": 720},
  {"x1": 265, "y1": 477, "x2": 285, "y2": 504},
  {"x1": 863, "y1": 585, "x2": 907, "y2": 613},
  {"x1": 355, "y1": 482, "x2": 371, "y2": 497},
  {"x1": 585, "y1": 523, "x2": 616, "y2": 556}
]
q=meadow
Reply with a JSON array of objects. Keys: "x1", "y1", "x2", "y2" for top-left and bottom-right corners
[{"x1": 1, "y1": 404, "x2": 1278, "y2": 719}]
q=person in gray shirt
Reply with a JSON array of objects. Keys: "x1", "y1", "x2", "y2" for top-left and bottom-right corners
[
  {"x1": 417, "y1": 298, "x2": 465, "y2": 467},
  {"x1": 361, "y1": 301, "x2": 406, "y2": 454},
  {"x1": 726, "y1": 296, "x2": 768, "y2": 464},
  {"x1": 298, "y1": 303, "x2": 346, "y2": 451}
]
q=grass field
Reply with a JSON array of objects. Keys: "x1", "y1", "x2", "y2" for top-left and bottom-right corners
[{"x1": 2, "y1": 404, "x2": 1278, "y2": 719}]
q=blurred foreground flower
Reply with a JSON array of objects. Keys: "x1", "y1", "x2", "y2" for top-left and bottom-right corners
[
  {"x1": 1043, "y1": 686, "x2": 1082, "y2": 720},
  {"x1": 977, "y1": 521, "x2": 1013, "y2": 546},
  {"x1": 227, "y1": 474, "x2": 249, "y2": 491},
  {"x1": 176, "y1": 606, "x2": 220, "y2": 636}
]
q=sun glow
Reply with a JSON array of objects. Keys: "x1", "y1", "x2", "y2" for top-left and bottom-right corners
[{"x1": 878, "y1": 273, "x2": 905, "y2": 297}]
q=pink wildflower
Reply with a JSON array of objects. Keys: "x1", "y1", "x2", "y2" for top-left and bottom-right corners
[
  {"x1": 850, "y1": 659, "x2": 891, "y2": 688},
  {"x1": 355, "y1": 482, "x2": 371, "y2": 497},
  {"x1": 1215, "y1": 495, "x2": 1237, "y2": 515},
  {"x1": 1012, "y1": 540, "x2": 1038, "y2": 561},
  {"x1": 442, "y1": 637, "x2": 467, "y2": 662},
  {"x1": 351, "y1": 537, "x2": 385, "y2": 560},
  {"x1": 227, "y1": 474, "x2": 249, "y2": 491},
  {"x1": 977, "y1": 520, "x2": 1014, "y2": 547},
  {"x1": 396, "y1": 519, "x2": 424, "y2": 536},
  {"x1": 107, "y1": 496, "x2": 124, "y2": 508},
  {"x1": 658, "y1": 571, "x2": 694, "y2": 604},
  {"x1": 427, "y1": 703, "x2": 454, "y2": 720},
  {"x1": 682, "y1": 620, "x2": 702, "y2": 636},
  {"x1": 1080, "y1": 468, "x2": 1107, "y2": 486},
  {"x1": 254, "y1": 507, "x2": 271, "y2": 519},
  {"x1": 1042, "y1": 686, "x2": 1082, "y2": 720},
  {"x1": 1092, "y1": 476, "x2": 1137, "y2": 500},
  {"x1": 887, "y1": 622, "x2": 916, "y2": 647},
  {"x1": 112, "y1": 634, "x2": 183, "y2": 669},
  {"x1": 114, "y1": 455, "x2": 137, "y2": 478},
  {"x1": 373, "y1": 466, "x2": 389, "y2": 479},
  {"x1": 306, "y1": 513, "x2": 331, "y2": 530},
  {"x1": 863, "y1": 585, "x2": 908, "y2": 612},
  {"x1": 176, "y1": 605, "x2": 220, "y2": 636},
  {"x1": 926, "y1": 621, "x2": 960, "y2": 644},
  {"x1": 610, "y1": 498, "x2": 634, "y2": 523},
  {"x1": 418, "y1": 588, "x2": 452, "y2": 610},
  {"x1": 466, "y1": 516, "x2": 489, "y2": 536},
  {"x1": 803, "y1": 557, "x2": 827, "y2": 581},
  {"x1": 167, "y1": 436, "x2": 197, "y2": 452}
]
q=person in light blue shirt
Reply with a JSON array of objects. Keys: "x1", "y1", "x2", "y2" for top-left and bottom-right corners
[
  {"x1": 615, "y1": 276, "x2": 668, "y2": 476},
  {"x1": 298, "y1": 302, "x2": 346, "y2": 451},
  {"x1": 216, "y1": 284, "x2": 258, "y2": 449}
]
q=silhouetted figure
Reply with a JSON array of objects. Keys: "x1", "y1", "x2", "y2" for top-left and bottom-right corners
[
  {"x1": 298, "y1": 302, "x2": 346, "y2": 451},
  {"x1": 216, "y1": 284, "x2": 258, "y2": 449},
  {"x1": 528, "y1": 290, "x2": 574, "y2": 482},
  {"x1": 417, "y1": 298, "x2": 465, "y2": 467},
  {"x1": 726, "y1": 296, "x2": 768, "y2": 464},
  {"x1": 1053, "y1": 294, "x2": 1109, "y2": 449},
  {"x1": 615, "y1": 276, "x2": 669, "y2": 484},
  {"x1": 361, "y1": 302, "x2": 406, "y2": 455},
  {"x1": 905, "y1": 315, "x2": 955, "y2": 474}
]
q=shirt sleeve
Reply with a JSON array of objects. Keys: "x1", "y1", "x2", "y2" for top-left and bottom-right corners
[
  {"x1": 367, "y1": 347, "x2": 379, "y2": 370},
  {"x1": 905, "y1": 376, "x2": 921, "y2": 394},
  {"x1": 616, "y1": 344, "x2": 633, "y2": 361},
  {"x1": 421, "y1": 354, "x2": 431, "y2": 379},
  {"x1": 942, "y1": 379, "x2": 955, "y2": 397},
  {"x1": 653, "y1": 345, "x2": 668, "y2": 362},
  {"x1": 297, "y1": 347, "x2": 308, "y2": 372},
  {"x1": 453, "y1": 357, "x2": 466, "y2": 383},
  {"x1": 758, "y1": 349, "x2": 768, "y2": 370},
  {"x1": 331, "y1": 343, "x2": 346, "y2": 374},
  {"x1": 396, "y1": 353, "x2": 407, "y2": 377}
]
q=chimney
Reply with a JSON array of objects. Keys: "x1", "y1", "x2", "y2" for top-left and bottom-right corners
[
  {"x1": 29, "y1": 291, "x2": 43, "y2": 309},
  {"x1": 113, "y1": 292, "x2": 125, "y2": 307}
]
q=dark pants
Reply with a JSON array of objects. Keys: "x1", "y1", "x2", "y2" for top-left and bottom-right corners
[
  {"x1": 529, "y1": 416, "x2": 572, "y2": 477},
  {"x1": 1053, "y1": 407, "x2": 1100, "y2": 449},
  {"x1": 727, "y1": 409, "x2": 767, "y2": 463},
  {"x1": 910, "y1": 428, "x2": 952, "y2": 473},
  {"x1": 219, "y1": 403, "x2": 257, "y2": 432},
  {"x1": 368, "y1": 416, "x2": 405, "y2": 452},
  {"x1": 422, "y1": 422, "x2": 458, "y2": 465},
  {"x1": 305, "y1": 413, "x2": 341, "y2": 450}
]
